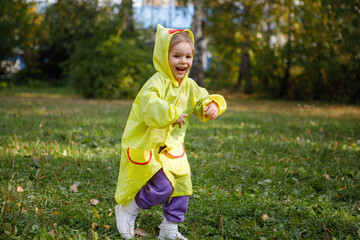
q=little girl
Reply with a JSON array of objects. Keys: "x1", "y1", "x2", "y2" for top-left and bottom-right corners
[{"x1": 114, "y1": 24, "x2": 227, "y2": 239}]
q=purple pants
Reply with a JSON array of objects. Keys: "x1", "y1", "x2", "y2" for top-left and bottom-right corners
[{"x1": 135, "y1": 169, "x2": 189, "y2": 223}]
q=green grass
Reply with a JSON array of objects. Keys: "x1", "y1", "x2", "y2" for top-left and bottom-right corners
[
  {"x1": 0, "y1": 86, "x2": 77, "y2": 96},
  {"x1": 1, "y1": 88, "x2": 360, "y2": 239}
]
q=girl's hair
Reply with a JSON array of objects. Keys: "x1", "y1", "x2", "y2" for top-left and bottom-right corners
[{"x1": 169, "y1": 31, "x2": 194, "y2": 51}]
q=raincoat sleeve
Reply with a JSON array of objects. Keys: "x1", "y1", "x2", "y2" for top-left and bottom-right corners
[
  {"x1": 140, "y1": 81, "x2": 183, "y2": 129},
  {"x1": 192, "y1": 84, "x2": 227, "y2": 122}
]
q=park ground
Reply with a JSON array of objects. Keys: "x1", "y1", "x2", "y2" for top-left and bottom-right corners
[{"x1": 0, "y1": 87, "x2": 359, "y2": 239}]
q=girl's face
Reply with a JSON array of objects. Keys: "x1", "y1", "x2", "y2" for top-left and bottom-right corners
[{"x1": 168, "y1": 41, "x2": 193, "y2": 83}]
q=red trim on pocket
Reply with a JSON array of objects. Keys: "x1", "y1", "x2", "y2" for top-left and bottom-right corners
[
  {"x1": 127, "y1": 148, "x2": 152, "y2": 165},
  {"x1": 169, "y1": 29, "x2": 185, "y2": 34},
  {"x1": 165, "y1": 143, "x2": 185, "y2": 158}
]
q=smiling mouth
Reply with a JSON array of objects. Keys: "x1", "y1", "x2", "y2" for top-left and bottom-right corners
[{"x1": 176, "y1": 67, "x2": 187, "y2": 73}]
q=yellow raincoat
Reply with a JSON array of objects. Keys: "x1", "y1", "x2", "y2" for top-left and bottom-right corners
[{"x1": 115, "y1": 24, "x2": 227, "y2": 205}]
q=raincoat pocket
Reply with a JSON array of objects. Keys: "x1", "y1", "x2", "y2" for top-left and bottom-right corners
[
  {"x1": 165, "y1": 143, "x2": 185, "y2": 159},
  {"x1": 126, "y1": 148, "x2": 153, "y2": 180},
  {"x1": 160, "y1": 144, "x2": 192, "y2": 196}
]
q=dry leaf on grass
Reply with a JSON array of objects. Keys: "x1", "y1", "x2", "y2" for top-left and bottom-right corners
[
  {"x1": 17, "y1": 186, "x2": 24, "y2": 193},
  {"x1": 49, "y1": 230, "x2": 55, "y2": 238},
  {"x1": 92, "y1": 222, "x2": 97, "y2": 231},
  {"x1": 92, "y1": 208, "x2": 99, "y2": 218},
  {"x1": 90, "y1": 198, "x2": 99, "y2": 206},
  {"x1": 134, "y1": 228, "x2": 150, "y2": 237},
  {"x1": 261, "y1": 213, "x2": 269, "y2": 221},
  {"x1": 69, "y1": 184, "x2": 78, "y2": 192}
]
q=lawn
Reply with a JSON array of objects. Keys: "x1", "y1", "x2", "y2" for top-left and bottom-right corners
[{"x1": 0, "y1": 88, "x2": 359, "y2": 239}]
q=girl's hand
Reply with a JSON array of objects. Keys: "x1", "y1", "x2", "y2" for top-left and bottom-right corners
[
  {"x1": 173, "y1": 114, "x2": 188, "y2": 128},
  {"x1": 204, "y1": 102, "x2": 219, "y2": 120}
]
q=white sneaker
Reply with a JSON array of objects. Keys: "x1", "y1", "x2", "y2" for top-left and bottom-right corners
[
  {"x1": 158, "y1": 218, "x2": 188, "y2": 240},
  {"x1": 115, "y1": 199, "x2": 140, "y2": 239}
]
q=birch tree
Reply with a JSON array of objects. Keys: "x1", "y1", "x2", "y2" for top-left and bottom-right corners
[{"x1": 189, "y1": 0, "x2": 205, "y2": 87}]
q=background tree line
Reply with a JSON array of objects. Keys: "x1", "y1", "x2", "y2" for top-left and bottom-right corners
[{"x1": 1, "y1": 0, "x2": 359, "y2": 103}]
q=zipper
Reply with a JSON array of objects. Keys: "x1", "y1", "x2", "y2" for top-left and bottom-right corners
[
  {"x1": 164, "y1": 81, "x2": 184, "y2": 143},
  {"x1": 173, "y1": 81, "x2": 183, "y2": 105}
]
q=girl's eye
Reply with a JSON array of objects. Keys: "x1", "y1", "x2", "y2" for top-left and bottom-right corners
[{"x1": 186, "y1": 56, "x2": 192, "y2": 59}]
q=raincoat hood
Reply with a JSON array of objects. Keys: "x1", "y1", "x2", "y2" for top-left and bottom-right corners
[{"x1": 153, "y1": 24, "x2": 195, "y2": 86}]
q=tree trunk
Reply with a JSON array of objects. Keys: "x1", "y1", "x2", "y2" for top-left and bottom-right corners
[
  {"x1": 264, "y1": 1, "x2": 272, "y2": 45},
  {"x1": 116, "y1": 0, "x2": 134, "y2": 37},
  {"x1": 122, "y1": 0, "x2": 134, "y2": 32},
  {"x1": 279, "y1": 0, "x2": 293, "y2": 98},
  {"x1": 236, "y1": 2, "x2": 252, "y2": 94},
  {"x1": 189, "y1": 0, "x2": 205, "y2": 87},
  {"x1": 263, "y1": 2, "x2": 272, "y2": 93},
  {"x1": 237, "y1": 43, "x2": 251, "y2": 93}
]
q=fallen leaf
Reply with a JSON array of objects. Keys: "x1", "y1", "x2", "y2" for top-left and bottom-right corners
[
  {"x1": 134, "y1": 228, "x2": 150, "y2": 237},
  {"x1": 324, "y1": 174, "x2": 330, "y2": 180},
  {"x1": 306, "y1": 128, "x2": 312, "y2": 140},
  {"x1": 17, "y1": 186, "x2": 24, "y2": 193},
  {"x1": 92, "y1": 208, "x2": 99, "y2": 218},
  {"x1": 104, "y1": 225, "x2": 110, "y2": 230},
  {"x1": 90, "y1": 198, "x2": 99, "y2": 206},
  {"x1": 108, "y1": 212, "x2": 113, "y2": 216},
  {"x1": 49, "y1": 230, "x2": 55, "y2": 238},
  {"x1": 51, "y1": 211, "x2": 60, "y2": 215},
  {"x1": 279, "y1": 158, "x2": 290, "y2": 162},
  {"x1": 261, "y1": 213, "x2": 269, "y2": 221},
  {"x1": 92, "y1": 222, "x2": 97, "y2": 230},
  {"x1": 69, "y1": 184, "x2": 78, "y2": 192}
]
